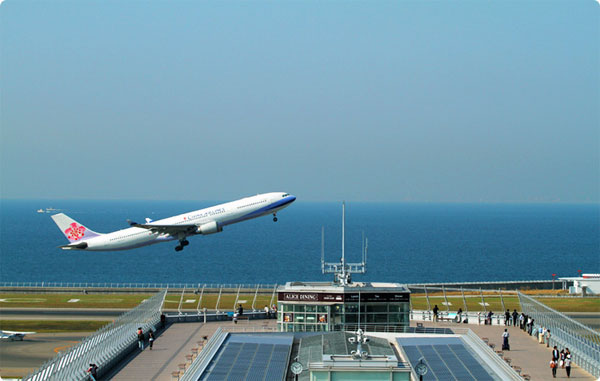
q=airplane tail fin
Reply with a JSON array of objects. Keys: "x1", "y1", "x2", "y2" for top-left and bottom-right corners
[{"x1": 51, "y1": 213, "x2": 102, "y2": 243}]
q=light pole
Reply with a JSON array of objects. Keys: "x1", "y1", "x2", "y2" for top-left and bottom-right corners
[{"x1": 552, "y1": 274, "x2": 556, "y2": 290}]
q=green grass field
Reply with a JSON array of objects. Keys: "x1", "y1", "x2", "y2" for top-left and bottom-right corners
[
  {"x1": 410, "y1": 296, "x2": 600, "y2": 313},
  {"x1": 0, "y1": 292, "x2": 597, "y2": 334},
  {"x1": 0, "y1": 292, "x2": 275, "y2": 310},
  {"x1": 1, "y1": 292, "x2": 597, "y2": 312},
  {"x1": 0, "y1": 293, "x2": 151, "y2": 309}
]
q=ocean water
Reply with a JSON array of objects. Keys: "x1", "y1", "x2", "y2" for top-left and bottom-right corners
[{"x1": 0, "y1": 200, "x2": 598, "y2": 285}]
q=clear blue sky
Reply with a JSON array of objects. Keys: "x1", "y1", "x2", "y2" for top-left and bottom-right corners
[{"x1": 1, "y1": 0, "x2": 598, "y2": 202}]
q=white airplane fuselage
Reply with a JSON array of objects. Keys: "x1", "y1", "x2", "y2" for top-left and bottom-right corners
[
  {"x1": 0, "y1": 330, "x2": 35, "y2": 341},
  {"x1": 53, "y1": 192, "x2": 296, "y2": 251}
]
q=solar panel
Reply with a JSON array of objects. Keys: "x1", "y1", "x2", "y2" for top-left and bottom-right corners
[
  {"x1": 397, "y1": 337, "x2": 499, "y2": 381},
  {"x1": 201, "y1": 335, "x2": 292, "y2": 381}
]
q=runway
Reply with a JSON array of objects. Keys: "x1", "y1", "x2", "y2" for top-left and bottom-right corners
[
  {"x1": 0, "y1": 308, "x2": 126, "y2": 320},
  {"x1": 566, "y1": 312, "x2": 600, "y2": 331},
  {"x1": 0, "y1": 332, "x2": 90, "y2": 378}
]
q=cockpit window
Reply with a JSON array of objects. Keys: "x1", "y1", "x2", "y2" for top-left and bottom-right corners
[{"x1": 282, "y1": 194, "x2": 289, "y2": 197}]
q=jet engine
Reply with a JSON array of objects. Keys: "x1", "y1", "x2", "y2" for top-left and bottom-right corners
[{"x1": 196, "y1": 221, "x2": 222, "y2": 235}]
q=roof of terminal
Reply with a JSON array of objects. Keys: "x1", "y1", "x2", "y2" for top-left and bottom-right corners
[
  {"x1": 200, "y1": 334, "x2": 293, "y2": 381},
  {"x1": 293, "y1": 332, "x2": 402, "y2": 381},
  {"x1": 280, "y1": 281, "x2": 409, "y2": 292},
  {"x1": 397, "y1": 336, "x2": 500, "y2": 381}
]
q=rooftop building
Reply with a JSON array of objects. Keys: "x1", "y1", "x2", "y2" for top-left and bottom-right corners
[{"x1": 277, "y1": 281, "x2": 410, "y2": 333}]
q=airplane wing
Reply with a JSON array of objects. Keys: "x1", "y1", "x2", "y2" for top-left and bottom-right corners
[
  {"x1": 2, "y1": 330, "x2": 36, "y2": 335},
  {"x1": 0, "y1": 330, "x2": 36, "y2": 341},
  {"x1": 130, "y1": 223, "x2": 197, "y2": 236}
]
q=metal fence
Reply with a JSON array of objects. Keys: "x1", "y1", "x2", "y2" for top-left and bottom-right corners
[
  {"x1": 0, "y1": 279, "x2": 562, "y2": 290},
  {"x1": 0, "y1": 281, "x2": 278, "y2": 290},
  {"x1": 407, "y1": 279, "x2": 568, "y2": 290},
  {"x1": 24, "y1": 289, "x2": 167, "y2": 381},
  {"x1": 180, "y1": 327, "x2": 228, "y2": 381},
  {"x1": 407, "y1": 285, "x2": 520, "y2": 314},
  {"x1": 518, "y1": 292, "x2": 600, "y2": 378}
]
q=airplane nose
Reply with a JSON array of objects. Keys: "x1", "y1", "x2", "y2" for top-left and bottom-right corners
[{"x1": 290, "y1": 195, "x2": 296, "y2": 202}]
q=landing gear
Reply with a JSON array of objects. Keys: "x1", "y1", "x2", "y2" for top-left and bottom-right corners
[
  {"x1": 175, "y1": 239, "x2": 189, "y2": 252},
  {"x1": 273, "y1": 213, "x2": 278, "y2": 222}
]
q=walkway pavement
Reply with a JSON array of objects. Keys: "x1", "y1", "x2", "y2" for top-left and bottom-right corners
[
  {"x1": 417, "y1": 320, "x2": 596, "y2": 381},
  {"x1": 105, "y1": 318, "x2": 277, "y2": 381},
  {"x1": 102, "y1": 318, "x2": 596, "y2": 381}
]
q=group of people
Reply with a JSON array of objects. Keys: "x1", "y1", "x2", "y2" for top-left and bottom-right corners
[
  {"x1": 550, "y1": 346, "x2": 572, "y2": 378},
  {"x1": 233, "y1": 303, "x2": 278, "y2": 323},
  {"x1": 537, "y1": 325, "x2": 552, "y2": 346},
  {"x1": 263, "y1": 304, "x2": 277, "y2": 318},
  {"x1": 518, "y1": 312, "x2": 536, "y2": 335},
  {"x1": 136, "y1": 327, "x2": 155, "y2": 350}
]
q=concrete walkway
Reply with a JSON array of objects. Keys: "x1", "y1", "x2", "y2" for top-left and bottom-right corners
[
  {"x1": 104, "y1": 318, "x2": 596, "y2": 381},
  {"x1": 417, "y1": 321, "x2": 596, "y2": 381},
  {"x1": 106, "y1": 318, "x2": 277, "y2": 381}
]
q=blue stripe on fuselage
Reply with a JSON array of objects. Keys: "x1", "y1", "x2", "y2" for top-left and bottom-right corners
[{"x1": 222, "y1": 196, "x2": 295, "y2": 226}]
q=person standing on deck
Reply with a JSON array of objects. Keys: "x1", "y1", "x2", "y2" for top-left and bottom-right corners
[
  {"x1": 148, "y1": 330, "x2": 155, "y2": 350},
  {"x1": 551, "y1": 346, "x2": 560, "y2": 378},
  {"x1": 512, "y1": 309, "x2": 518, "y2": 327},
  {"x1": 564, "y1": 354, "x2": 572, "y2": 378},
  {"x1": 550, "y1": 358, "x2": 558, "y2": 378},
  {"x1": 137, "y1": 327, "x2": 145, "y2": 350},
  {"x1": 87, "y1": 363, "x2": 98, "y2": 381},
  {"x1": 433, "y1": 305, "x2": 439, "y2": 322},
  {"x1": 529, "y1": 318, "x2": 535, "y2": 335},
  {"x1": 504, "y1": 309, "x2": 510, "y2": 326},
  {"x1": 502, "y1": 329, "x2": 510, "y2": 350}
]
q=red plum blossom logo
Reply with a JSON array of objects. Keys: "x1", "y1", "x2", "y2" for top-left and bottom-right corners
[{"x1": 65, "y1": 223, "x2": 86, "y2": 241}]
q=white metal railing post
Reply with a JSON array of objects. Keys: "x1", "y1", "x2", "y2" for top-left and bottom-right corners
[
  {"x1": 480, "y1": 288, "x2": 487, "y2": 313},
  {"x1": 177, "y1": 287, "x2": 186, "y2": 315},
  {"x1": 442, "y1": 285, "x2": 449, "y2": 312},
  {"x1": 233, "y1": 285, "x2": 241, "y2": 311},
  {"x1": 269, "y1": 284, "x2": 277, "y2": 309},
  {"x1": 424, "y1": 286, "x2": 431, "y2": 315},
  {"x1": 251, "y1": 284, "x2": 259, "y2": 312},
  {"x1": 215, "y1": 286, "x2": 223, "y2": 313},
  {"x1": 196, "y1": 285, "x2": 205, "y2": 314}
]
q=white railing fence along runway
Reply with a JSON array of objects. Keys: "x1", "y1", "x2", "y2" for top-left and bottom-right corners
[
  {"x1": 24, "y1": 289, "x2": 167, "y2": 381},
  {"x1": 518, "y1": 292, "x2": 600, "y2": 378}
]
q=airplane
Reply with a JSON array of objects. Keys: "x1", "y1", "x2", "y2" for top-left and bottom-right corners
[
  {"x1": 51, "y1": 192, "x2": 296, "y2": 252},
  {"x1": 0, "y1": 330, "x2": 36, "y2": 341}
]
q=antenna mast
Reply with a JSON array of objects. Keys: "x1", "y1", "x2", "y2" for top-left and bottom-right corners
[
  {"x1": 341, "y1": 201, "x2": 346, "y2": 283},
  {"x1": 321, "y1": 201, "x2": 367, "y2": 285}
]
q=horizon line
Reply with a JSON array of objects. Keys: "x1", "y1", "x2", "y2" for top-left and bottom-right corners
[{"x1": 1, "y1": 197, "x2": 598, "y2": 206}]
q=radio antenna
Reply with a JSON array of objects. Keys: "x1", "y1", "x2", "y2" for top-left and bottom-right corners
[{"x1": 321, "y1": 202, "x2": 368, "y2": 285}]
